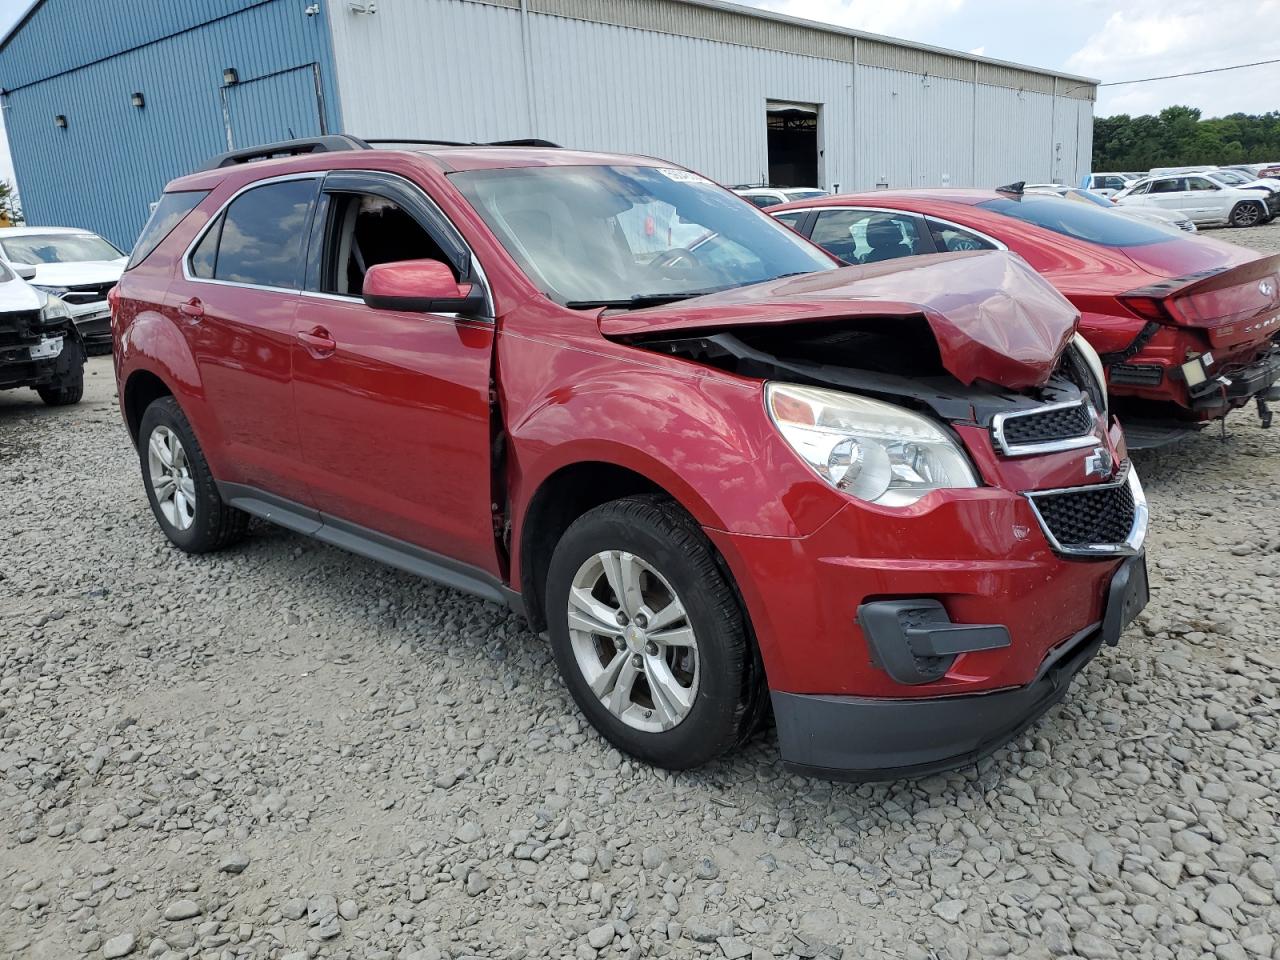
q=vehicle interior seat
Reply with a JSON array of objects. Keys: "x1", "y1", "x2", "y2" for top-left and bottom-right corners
[{"x1": 861, "y1": 218, "x2": 910, "y2": 263}]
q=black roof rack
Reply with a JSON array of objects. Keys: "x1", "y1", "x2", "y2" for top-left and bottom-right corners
[
  {"x1": 199, "y1": 135, "x2": 371, "y2": 171},
  {"x1": 364, "y1": 137, "x2": 562, "y2": 148},
  {"x1": 197, "y1": 134, "x2": 562, "y2": 173}
]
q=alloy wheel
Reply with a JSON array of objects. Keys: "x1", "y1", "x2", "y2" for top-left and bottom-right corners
[
  {"x1": 566, "y1": 550, "x2": 700, "y2": 732},
  {"x1": 147, "y1": 425, "x2": 196, "y2": 531}
]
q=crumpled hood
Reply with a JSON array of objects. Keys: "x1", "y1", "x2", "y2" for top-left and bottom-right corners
[
  {"x1": 28, "y1": 259, "x2": 126, "y2": 287},
  {"x1": 599, "y1": 250, "x2": 1080, "y2": 390}
]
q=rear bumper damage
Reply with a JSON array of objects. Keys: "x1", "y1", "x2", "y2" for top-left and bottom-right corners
[{"x1": 772, "y1": 553, "x2": 1149, "y2": 780}]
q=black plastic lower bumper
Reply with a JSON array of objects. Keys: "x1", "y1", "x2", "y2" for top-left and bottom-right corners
[
  {"x1": 73, "y1": 313, "x2": 112, "y2": 349},
  {"x1": 773, "y1": 554, "x2": 1148, "y2": 781},
  {"x1": 1190, "y1": 349, "x2": 1280, "y2": 411}
]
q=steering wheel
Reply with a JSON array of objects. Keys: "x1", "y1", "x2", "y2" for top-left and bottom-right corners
[
  {"x1": 947, "y1": 236, "x2": 982, "y2": 252},
  {"x1": 652, "y1": 246, "x2": 705, "y2": 272}
]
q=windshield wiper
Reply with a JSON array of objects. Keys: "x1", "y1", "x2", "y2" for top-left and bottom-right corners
[{"x1": 566, "y1": 290, "x2": 723, "y2": 310}]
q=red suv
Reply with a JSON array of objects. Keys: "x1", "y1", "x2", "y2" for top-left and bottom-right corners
[{"x1": 113, "y1": 136, "x2": 1149, "y2": 779}]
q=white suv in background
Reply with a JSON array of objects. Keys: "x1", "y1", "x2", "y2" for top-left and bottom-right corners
[
  {"x1": 0, "y1": 226, "x2": 127, "y2": 354},
  {"x1": 733, "y1": 186, "x2": 829, "y2": 209},
  {"x1": 1114, "y1": 173, "x2": 1277, "y2": 228}
]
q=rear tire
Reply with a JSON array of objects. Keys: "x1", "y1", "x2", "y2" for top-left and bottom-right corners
[
  {"x1": 1229, "y1": 201, "x2": 1264, "y2": 227},
  {"x1": 545, "y1": 494, "x2": 765, "y2": 770},
  {"x1": 138, "y1": 396, "x2": 248, "y2": 553}
]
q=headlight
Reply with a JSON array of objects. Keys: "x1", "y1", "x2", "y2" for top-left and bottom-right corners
[
  {"x1": 766, "y1": 383, "x2": 978, "y2": 506},
  {"x1": 38, "y1": 293, "x2": 73, "y2": 324},
  {"x1": 33, "y1": 284, "x2": 69, "y2": 297}
]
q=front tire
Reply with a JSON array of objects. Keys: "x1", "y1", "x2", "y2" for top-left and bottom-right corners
[
  {"x1": 1229, "y1": 201, "x2": 1264, "y2": 227},
  {"x1": 35, "y1": 338, "x2": 85, "y2": 406},
  {"x1": 138, "y1": 396, "x2": 248, "y2": 553},
  {"x1": 545, "y1": 495, "x2": 765, "y2": 770}
]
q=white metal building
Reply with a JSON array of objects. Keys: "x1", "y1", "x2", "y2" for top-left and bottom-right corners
[
  {"x1": 329, "y1": 0, "x2": 1098, "y2": 192},
  {"x1": 0, "y1": 0, "x2": 1096, "y2": 249}
]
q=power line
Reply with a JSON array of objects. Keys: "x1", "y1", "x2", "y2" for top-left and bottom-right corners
[{"x1": 1099, "y1": 57, "x2": 1280, "y2": 87}]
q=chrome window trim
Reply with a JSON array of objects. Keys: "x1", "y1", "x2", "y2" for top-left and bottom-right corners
[
  {"x1": 775, "y1": 205, "x2": 1008, "y2": 252},
  {"x1": 1025, "y1": 467, "x2": 1148, "y2": 558},
  {"x1": 991, "y1": 398, "x2": 1098, "y2": 457},
  {"x1": 181, "y1": 169, "x2": 495, "y2": 321}
]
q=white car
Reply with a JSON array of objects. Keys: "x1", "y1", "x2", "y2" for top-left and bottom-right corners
[
  {"x1": 0, "y1": 226, "x2": 127, "y2": 354},
  {"x1": 1113, "y1": 173, "x2": 1277, "y2": 228},
  {"x1": 1200, "y1": 168, "x2": 1280, "y2": 196},
  {"x1": 0, "y1": 259, "x2": 85, "y2": 406},
  {"x1": 1024, "y1": 185, "x2": 1196, "y2": 232},
  {"x1": 1078, "y1": 173, "x2": 1143, "y2": 197},
  {"x1": 733, "y1": 187, "x2": 829, "y2": 209}
]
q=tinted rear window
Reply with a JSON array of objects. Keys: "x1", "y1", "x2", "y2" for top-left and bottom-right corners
[
  {"x1": 127, "y1": 191, "x2": 207, "y2": 269},
  {"x1": 212, "y1": 179, "x2": 317, "y2": 288},
  {"x1": 978, "y1": 194, "x2": 1176, "y2": 247}
]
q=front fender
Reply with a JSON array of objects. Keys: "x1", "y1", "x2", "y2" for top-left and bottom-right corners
[{"x1": 506, "y1": 359, "x2": 845, "y2": 541}]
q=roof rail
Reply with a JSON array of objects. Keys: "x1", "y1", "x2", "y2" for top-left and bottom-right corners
[
  {"x1": 364, "y1": 138, "x2": 562, "y2": 149},
  {"x1": 199, "y1": 135, "x2": 371, "y2": 171}
]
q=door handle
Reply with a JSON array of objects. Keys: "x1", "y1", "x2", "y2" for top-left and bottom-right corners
[
  {"x1": 178, "y1": 297, "x2": 204, "y2": 319},
  {"x1": 297, "y1": 325, "x2": 336, "y2": 358}
]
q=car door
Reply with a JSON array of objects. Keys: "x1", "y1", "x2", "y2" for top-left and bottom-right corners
[
  {"x1": 290, "y1": 170, "x2": 500, "y2": 575},
  {"x1": 807, "y1": 208, "x2": 933, "y2": 263},
  {"x1": 182, "y1": 175, "x2": 320, "y2": 504},
  {"x1": 1146, "y1": 177, "x2": 1197, "y2": 217},
  {"x1": 1184, "y1": 176, "x2": 1231, "y2": 220}
]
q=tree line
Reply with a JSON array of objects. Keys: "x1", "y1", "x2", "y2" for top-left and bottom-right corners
[{"x1": 1093, "y1": 106, "x2": 1280, "y2": 172}]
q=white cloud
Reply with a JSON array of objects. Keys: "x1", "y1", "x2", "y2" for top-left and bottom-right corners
[
  {"x1": 1065, "y1": 0, "x2": 1280, "y2": 117},
  {"x1": 752, "y1": 0, "x2": 964, "y2": 40}
]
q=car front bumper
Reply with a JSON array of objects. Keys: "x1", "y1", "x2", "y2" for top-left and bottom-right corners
[
  {"x1": 770, "y1": 553, "x2": 1148, "y2": 780},
  {"x1": 67, "y1": 302, "x2": 111, "y2": 346}
]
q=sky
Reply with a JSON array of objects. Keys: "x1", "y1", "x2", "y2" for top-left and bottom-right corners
[{"x1": 0, "y1": 0, "x2": 1275, "y2": 193}]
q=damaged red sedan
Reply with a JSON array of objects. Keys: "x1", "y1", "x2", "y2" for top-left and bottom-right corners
[
  {"x1": 771, "y1": 188, "x2": 1280, "y2": 448},
  {"x1": 113, "y1": 138, "x2": 1148, "y2": 779}
]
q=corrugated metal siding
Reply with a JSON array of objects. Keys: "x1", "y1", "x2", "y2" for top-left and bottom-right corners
[
  {"x1": 529, "y1": 0, "x2": 853, "y2": 60},
  {"x1": 325, "y1": 0, "x2": 532, "y2": 141},
  {"x1": 973, "y1": 85, "x2": 1056, "y2": 187},
  {"x1": 854, "y1": 67, "x2": 974, "y2": 190},
  {"x1": 856, "y1": 38, "x2": 972, "y2": 82},
  {"x1": 0, "y1": 0, "x2": 273, "y2": 91},
  {"x1": 529, "y1": 14, "x2": 855, "y2": 186},
  {"x1": 1, "y1": 0, "x2": 341, "y2": 250}
]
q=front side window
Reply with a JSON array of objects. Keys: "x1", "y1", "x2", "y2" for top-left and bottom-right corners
[
  {"x1": 319, "y1": 192, "x2": 452, "y2": 296},
  {"x1": 2, "y1": 232, "x2": 123, "y2": 265},
  {"x1": 451, "y1": 165, "x2": 834, "y2": 307},
  {"x1": 979, "y1": 193, "x2": 1178, "y2": 247},
  {"x1": 128, "y1": 191, "x2": 207, "y2": 269},
  {"x1": 205, "y1": 179, "x2": 318, "y2": 288},
  {"x1": 1187, "y1": 177, "x2": 1220, "y2": 191},
  {"x1": 810, "y1": 209, "x2": 923, "y2": 264}
]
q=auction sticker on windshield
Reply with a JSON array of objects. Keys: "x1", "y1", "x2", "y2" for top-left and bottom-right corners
[{"x1": 656, "y1": 168, "x2": 712, "y2": 184}]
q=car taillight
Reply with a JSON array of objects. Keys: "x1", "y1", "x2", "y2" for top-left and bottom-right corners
[{"x1": 1119, "y1": 295, "x2": 1173, "y2": 324}]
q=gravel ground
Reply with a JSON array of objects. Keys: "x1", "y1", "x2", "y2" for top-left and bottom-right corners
[{"x1": 2, "y1": 224, "x2": 1279, "y2": 960}]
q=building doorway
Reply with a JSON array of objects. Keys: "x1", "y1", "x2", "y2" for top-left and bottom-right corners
[{"x1": 766, "y1": 101, "x2": 820, "y2": 188}]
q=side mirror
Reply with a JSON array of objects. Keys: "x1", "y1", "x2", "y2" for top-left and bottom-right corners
[
  {"x1": 13, "y1": 263, "x2": 36, "y2": 281},
  {"x1": 362, "y1": 259, "x2": 486, "y2": 316}
]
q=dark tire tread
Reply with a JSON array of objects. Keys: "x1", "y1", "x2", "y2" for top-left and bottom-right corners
[
  {"x1": 548, "y1": 493, "x2": 766, "y2": 769},
  {"x1": 139, "y1": 396, "x2": 249, "y2": 553}
]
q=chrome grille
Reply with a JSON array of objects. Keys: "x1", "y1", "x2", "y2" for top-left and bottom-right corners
[
  {"x1": 1026, "y1": 469, "x2": 1146, "y2": 557},
  {"x1": 992, "y1": 399, "x2": 1095, "y2": 456}
]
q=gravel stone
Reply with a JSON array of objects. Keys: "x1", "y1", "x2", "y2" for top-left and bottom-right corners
[
  {"x1": 161, "y1": 900, "x2": 201, "y2": 922},
  {"x1": 102, "y1": 933, "x2": 136, "y2": 958}
]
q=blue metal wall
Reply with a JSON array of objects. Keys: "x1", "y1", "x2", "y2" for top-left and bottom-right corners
[{"x1": 0, "y1": 0, "x2": 343, "y2": 250}]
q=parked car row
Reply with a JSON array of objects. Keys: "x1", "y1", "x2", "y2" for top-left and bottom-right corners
[{"x1": 1082, "y1": 165, "x2": 1280, "y2": 229}]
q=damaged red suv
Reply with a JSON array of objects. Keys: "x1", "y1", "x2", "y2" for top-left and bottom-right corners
[{"x1": 113, "y1": 137, "x2": 1149, "y2": 779}]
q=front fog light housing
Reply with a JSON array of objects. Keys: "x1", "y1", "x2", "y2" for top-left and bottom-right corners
[{"x1": 766, "y1": 382, "x2": 978, "y2": 506}]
